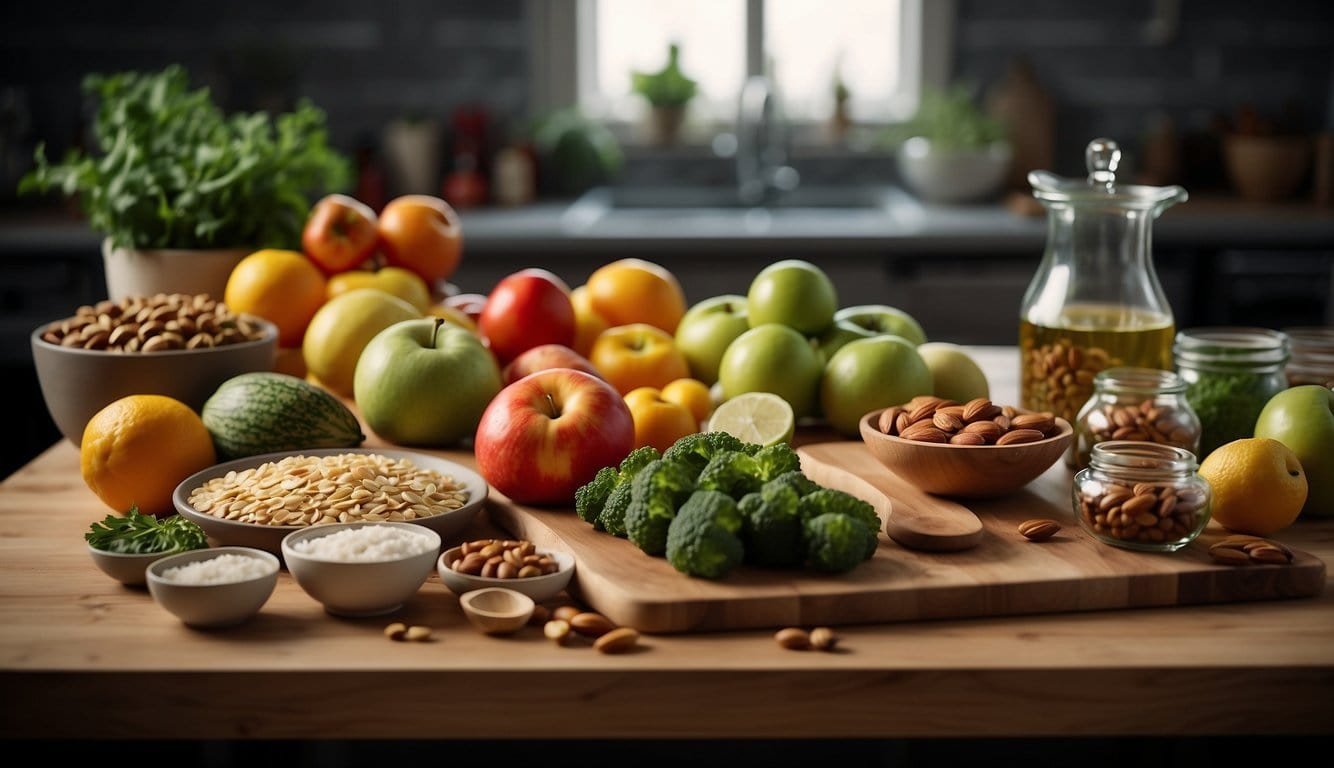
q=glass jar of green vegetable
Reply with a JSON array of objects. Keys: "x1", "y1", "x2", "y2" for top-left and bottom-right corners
[{"x1": 1174, "y1": 328, "x2": 1291, "y2": 459}]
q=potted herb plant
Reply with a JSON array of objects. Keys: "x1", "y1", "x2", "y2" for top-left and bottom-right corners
[
  {"x1": 631, "y1": 42, "x2": 698, "y2": 146},
  {"x1": 20, "y1": 65, "x2": 349, "y2": 300},
  {"x1": 884, "y1": 85, "x2": 1012, "y2": 204}
]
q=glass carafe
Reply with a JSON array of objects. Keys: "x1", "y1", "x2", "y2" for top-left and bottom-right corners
[{"x1": 1020, "y1": 138, "x2": 1188, "y2": 424}]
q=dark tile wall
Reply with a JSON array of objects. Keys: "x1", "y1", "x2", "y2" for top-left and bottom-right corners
[{"x1": 952, "y1": 0, "x2": 1334, "y2": 179}]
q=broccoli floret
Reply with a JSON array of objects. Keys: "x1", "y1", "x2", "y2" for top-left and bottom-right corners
[
  {"x1": 804, "y1": 513, "x2": 873, "y2": 573},
  {"x1": 663, "y1": 431, "x2": 756, "y2": 478},
  {"x1": 752, "y1": 443, "x2": 801, "y2": 481},
  {"x1": 666, "y1": 490, "x2": 745, "y2": 579},
  {"x1": 619, "y1": 445, "x2": 662, "y2": 477},
  {"x1": 575, "y1": 466, "x2": 619, "y2": 525},
  {"x1": 739, "y1": 483, "x2": 803, "y2": 567},
  {"x1": 696, "y1": 450, "x2": 764, "y2": 499},
  {"x1": 625, "y1": 459, "x2": 696, "y2": 556},
  {"x1": 598, "y1": 481, "x2": 634, "y2": 537},
  {"x1": 763, "y1": 470, "x2": 820, "y2": 499},
  {"x1": 798, "y1": 488, "x2": 881, "y2": 559}
]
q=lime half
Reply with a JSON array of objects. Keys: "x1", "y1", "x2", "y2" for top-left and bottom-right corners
[{"x1": 706, "y1": 392, "x2": 796, "y2": 447}]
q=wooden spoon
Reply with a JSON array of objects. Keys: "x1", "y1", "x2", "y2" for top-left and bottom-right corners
[{"x1": 797, "y1": 442, "x2": 984, "y2": 552}]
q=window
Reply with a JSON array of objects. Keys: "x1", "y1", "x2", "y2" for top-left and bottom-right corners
[{"x1": 531, "y1": 0, "x2": 950, "y2": 140}]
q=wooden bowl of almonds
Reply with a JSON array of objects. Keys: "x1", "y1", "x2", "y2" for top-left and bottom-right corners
[
  {"x1": 31, "y1": 293, "x2": 277, "y2": 445},
  {"x1": 860, "y1": 396, "x2": 1073, "y2": 498}
]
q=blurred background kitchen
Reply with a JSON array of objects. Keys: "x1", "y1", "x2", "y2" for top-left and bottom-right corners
[{"x1": 2, "y1": 0, "x2": 1332, "y2": 476}]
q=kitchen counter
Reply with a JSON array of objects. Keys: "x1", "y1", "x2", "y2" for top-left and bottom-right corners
[{"x1": 2, "y1": 347, "x2": 1331, "y2": 740}]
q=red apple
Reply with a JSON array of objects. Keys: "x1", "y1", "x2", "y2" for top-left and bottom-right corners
[
  {"x1": 474, "y1": 369, "x2": 635, "y2": 506},
  {"x1": 502, "y1": 343, "x2": 602, "y2": 385},
  {"x1": 302, "y1": 194, "x2": 380, "y2": 274},
  {"x1": 478, "y1": 268, "x2": 576, "y2": 364}
]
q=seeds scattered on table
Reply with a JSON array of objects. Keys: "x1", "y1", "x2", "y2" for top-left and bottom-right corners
[
  {"x1": 384, "y1": 622, "x2": 433, "y2": 642},
  {"x1": 776, "y1": 626, "x2": 841, "y2": 652},
  {"x1": 1017, "y1": 519, "x2": 1062, "y2": 542}
]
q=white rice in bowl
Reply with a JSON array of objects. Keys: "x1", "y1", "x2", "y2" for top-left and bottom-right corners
[
  {"x1": 160, "y1": 553, "x2": 278, "y2": 585},
  {"x1": 289, "y1": 525, "x2": 436, "y2": 563}
]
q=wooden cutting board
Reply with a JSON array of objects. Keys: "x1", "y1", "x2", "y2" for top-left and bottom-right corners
[{"x1": 486, "y1": 440, "x2": 1325, "y2": 634}]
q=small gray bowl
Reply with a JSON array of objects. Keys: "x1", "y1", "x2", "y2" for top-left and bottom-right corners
[
  {"x1": 437, "y1": 546, "x2": 575, "y2": 602},
  {"x1": 146, "y1": 546, "x2": 279, "y2": 628},
  {"x1": 87, "y1": 542, "x2": 197, "y2": 587},
  {"x1": 31, "y1": 315, "x2": 277, "y2": 446},
  {"x1": 282, "y1": 522, "x2": 441, "y2": 617}
]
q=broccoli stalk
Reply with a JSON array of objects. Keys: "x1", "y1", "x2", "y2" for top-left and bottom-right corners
[
  {"x1": 625, "y1": 459, "x2": 695, "y2": 556},
  {"x1": 665, "y1": 490, "x2": 745, "y2": 579}
]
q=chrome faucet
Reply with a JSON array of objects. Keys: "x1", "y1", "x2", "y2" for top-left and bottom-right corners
[{"x1": 736, "y1": 74, "x2": 798, "y2": 206}]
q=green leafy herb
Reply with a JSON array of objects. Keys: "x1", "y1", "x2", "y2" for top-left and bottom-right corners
[
  {"x1": 84, "y1": 506, "x2": 208, "y2": 554},
  {"x1": 20, "y1": 64, "x2": 350, "y2": 250},
  {"x1": 631, "y1": 43, "x2": 698, "y2": 108},
  {"x1": 882, "y1": 84, "x2": 1007, "y2": 150}
]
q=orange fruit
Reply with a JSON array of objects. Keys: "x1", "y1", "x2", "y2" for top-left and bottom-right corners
[
  {"x1": 624, "y1": 387, "x2": 700, "y2": 453},
  {"x1": 378, "y1": 195, "x2": 464, "y2": 287},
  {"x1": 589, "y1": 323, "x2": 691, "y2": 395},
  {"x1": 80, "y1": 394, "x2": 217, "y2": 517},
  {"x1": 224, "y1": 249, "x2": 327, "y2": 347},
  {"x1": 660, "y1": 377, "x2": 713, "y2": 427},
  {"x1": 585, "y1": 258, "x2": 687, "y2": 334},
  {"x1": 570, "y1": 285, "x2": 610, "y2": 357},
  {"x1": 1199, "y1": 438, "x2": 1307, "y2": 536}
]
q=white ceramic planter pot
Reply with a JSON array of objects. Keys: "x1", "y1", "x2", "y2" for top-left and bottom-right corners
[{"x1": 102, "y1": 239, "x2": 251, "y2": 301}]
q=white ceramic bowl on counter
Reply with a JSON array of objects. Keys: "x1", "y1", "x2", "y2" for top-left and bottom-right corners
[
  {"x1": 145, "y1": 546, "x2": 279, "y2": 628},
  {"x1": 282, "y1": 522, "x2": 442, "y2": 617}
]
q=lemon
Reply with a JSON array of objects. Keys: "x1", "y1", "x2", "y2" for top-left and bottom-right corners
[
  {"x1": 1198, "y1": 438, "x2": 1308, "y2": 536},
  {"x1": 706, "y1": 392, "x2": 795, "y2": 447}
]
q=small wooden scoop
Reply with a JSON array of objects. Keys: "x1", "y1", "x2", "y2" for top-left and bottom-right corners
[{"x1": 797, "y1": 442, "x2": 984, "y2": 552}]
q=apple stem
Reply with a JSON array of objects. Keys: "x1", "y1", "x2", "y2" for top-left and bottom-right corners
[
  {"x1": 431, "y1": 316, "x2": 446, "y2": 345},
  {"x1": 543, "y1": 392, "x2": 559, "y2": 419}
]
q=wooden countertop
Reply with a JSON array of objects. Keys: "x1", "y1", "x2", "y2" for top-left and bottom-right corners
[{"x1": 1, "y1": 347, "x2": 1331, "y2": 739}]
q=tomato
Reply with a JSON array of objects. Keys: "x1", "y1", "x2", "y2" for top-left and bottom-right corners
[
  {"x1": 477, "y1": 269, "x2": 576, "y2": 364},
  {"x1": 377, "y1": 195, "x2": 464, "y2": 288}
]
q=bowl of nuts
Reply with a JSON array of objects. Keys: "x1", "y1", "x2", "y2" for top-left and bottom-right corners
[
  {"x1": 174, "y1": 448, "x2": 487, "y2": 556},
  {"x1": 860, "y1": 396, "x2": 1074, "y2": 498},
  {"x1": 31, "y1": 293, "x2": 277, "y2": 445},
  {"x1": 437, "y1": 538, "x2": 575, "y2": 602}
]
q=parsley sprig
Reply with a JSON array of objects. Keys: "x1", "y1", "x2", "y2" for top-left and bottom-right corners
[{"x1": 84, "y1": 506, "x2": 208, "y2": 554}]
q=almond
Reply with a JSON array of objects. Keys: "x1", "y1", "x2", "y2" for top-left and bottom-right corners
[
  {"x1": 995, "y1": 428, "x2": 1046, "y2": 445},
  {"x1": 1017, "y1": 519, "x2": 1061, "y2": 541},
  {"x1": 774, "y1": 627, "x2": 810, "y2": 650},
  {"x1": 405, "y1": 625, "x2": 432, "y2": 642},
  {"x1": 383, "y1": 622, "x2": 408, "y2": 641},
  {"x1": 899, "y1": 423, "x2": 948, "y2": 443},
  {"x1": 961, "y1": 420, "x2": 1002, "y2": 442},
  {"x1": 906, "y1": 398, "x2": 948, "y2": 424},
  {"x1": 570, "y1": 612, "x2": 616, "y2": 637},
  {"x1": 593, "y1": 627, "x2": 640, "y2": 654},
  {"x1": 552, "y1": 605, "x2": 581, "y2": 623},
  {"x1": 877, "y1": 407, "x2": 903, "y2": 435},
  {"x1": 809, "y1": 627, "x2": 839, "y2": 651},
  {"x1": 544, "y1": 619, "x2": 571, "y2": 645},
  {"x1": 1209, "y1": 547, "x2": 1252, "y2": 566},
  {"x1": 949, "y1": 432, "x2": 987, "y2": 446},
  {"x1": 1247, "y1": 545, "x2": 1292, "y2": 564},
  {"x1": 1011, "y1": 412, "x2": 1055, "y2": 434},
  {"x1": 932, "y1": 411, "x2": 964, "y2": 432}
]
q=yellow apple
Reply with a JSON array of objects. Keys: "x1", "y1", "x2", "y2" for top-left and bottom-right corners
[
  {"x1": 327, "y1": 266, "x2": 432, "y2": 312},
  {"x1": 302, "y1": 288, "x2": 421, "y2": 397},
  {"x1": 570, "y1": 285, "x2": 610, "y2": 357}
]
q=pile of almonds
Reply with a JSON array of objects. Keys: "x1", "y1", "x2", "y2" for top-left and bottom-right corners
[
  {"x1": 1023, "y1": 340, "x2": 1114, "y2": 423},
  {"x1": 543, "y1": 605, "x2": 639, "y2": 654},
  {"x1": 40, "y1": 294, "x2": 267, "y2": 352},
  {"x1": 1208, "y1": 535, "x2": 1295, "y2": 566},
  {"x1": 449, "y1": 538, "x2": 561, "y2": 579},
  {"x1": 1077, "y1": 479, "x2": 1206, "y2": 546},
  {"x1": 1076, "y1": 397, "x2": 1200, "y2": 467},
  {"x1": 876, "y1": 396, "x2": 1061, "y2": 446}
]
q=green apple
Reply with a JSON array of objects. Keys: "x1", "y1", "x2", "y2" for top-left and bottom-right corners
[
  {"x1": 674, "y1": 294, "x2": 750, "y2": 385},
  {"x1": 812, "y1": 319, "x2": 878, "y2": 365},
  {"x1": 1254, "y1": 385, "x2": 1334, "y2": 518},
  {"x1": 718, "y1": 323, "x2": 823, "y2": 419},
  {"x1": 354, "y1": 317, "x2": 503, "y2": 446},
  {"x1": 916, "y1": 342, "x2": 990, "y2": 403},
  {"x1": 833, "y1": 304, "x2": 928, "y2": 346},
  {"x1": 820, "y1": 336, "x2": 933, "y2": 436},
  {"x1": 746, "y1": 259, "x2": 838, "y2": 335}
]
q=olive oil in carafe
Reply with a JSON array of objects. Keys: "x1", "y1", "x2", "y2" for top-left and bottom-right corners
[{"x1": 1020, "y1": 303, "x2": 1174, "y2": 423}]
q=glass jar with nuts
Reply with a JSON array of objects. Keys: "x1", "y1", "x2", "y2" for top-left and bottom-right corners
[
  {"x1": 1071, "y1": 367, "x2": 1201, "y2": 469},
  {"x1": 1072, "y1": 441, "x2": 1211, "y2": 553}
]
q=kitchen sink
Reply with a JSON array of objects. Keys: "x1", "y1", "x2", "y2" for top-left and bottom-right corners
[{"x1": 561, "y1": 184, "x2": 921, "y2": 233}]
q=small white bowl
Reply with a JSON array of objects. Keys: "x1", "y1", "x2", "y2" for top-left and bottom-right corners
[
  {"x1": 146, "y1": 547, "x2": 279, "y2": 628},
  {"x1": 459, "y1": 587, "x2": 535, "y2": 635},
  {"x1": 282, "y1": 522, "x2": 441, "y2": 617},
  {"x1": 87, "y1": 542, "x2": 196, "y2": 587},
  {"x1": 437, "y1": 545, "x2": 575, "y2": 602}
]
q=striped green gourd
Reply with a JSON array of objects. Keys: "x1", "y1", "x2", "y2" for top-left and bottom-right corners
[{"x1": 202, "y1": 371, "x2": 365, "y2": 460}]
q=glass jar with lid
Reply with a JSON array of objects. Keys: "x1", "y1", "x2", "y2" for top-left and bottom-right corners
[
  {"x1": 1071, "y1": 367, "x2": 1201, "y2": 469},
  {"x1": 1282, "y1": 326, "x2": 1334, "y2": 388},
  {"x1": 1072, "y1": 441, "x2": 1211, "y2": 553},
  {"x1": 1174, "y1": 327, "x2": 1291, "y2": 459},
  {"x1": 1020, "y1": 138, "x2": 1187, "y2": 425}
]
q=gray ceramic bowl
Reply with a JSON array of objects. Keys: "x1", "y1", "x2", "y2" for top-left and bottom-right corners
[
  {"x1": 437, "y1": 546, "x2": 575, "y2": 602},
  {"x1": 282, "y1": 522, "x2": 441, "y2": 617},
  {"x1": 31, "y1": 316, "x2": 278, "y2": 446},
  {"x1": 173, "y1": 448, "x2": 488, "y2": 557},
  {"x1": 145, "y1": 546, "x2": 279, "y2": 628},
  {"x1": 87, "y1": 542, "x2": 200, "y2": 587}
]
